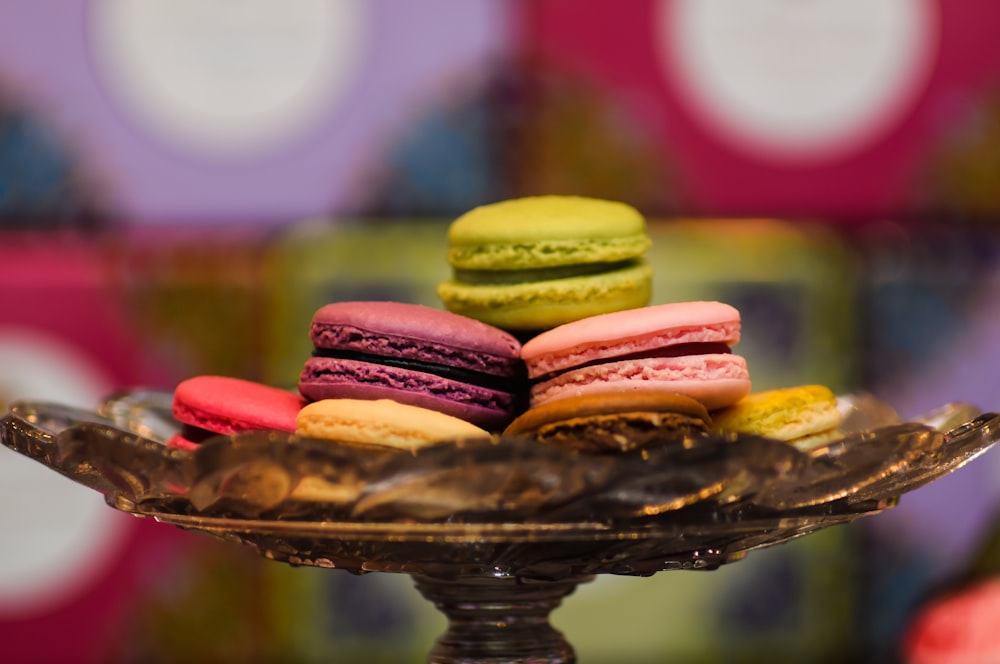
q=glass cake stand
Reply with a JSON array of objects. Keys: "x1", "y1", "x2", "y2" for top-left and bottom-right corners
[{"x1": 2, "y1": 390, "x2": 998, "y2": 663}]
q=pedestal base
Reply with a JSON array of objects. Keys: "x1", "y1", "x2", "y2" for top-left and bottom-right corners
[{"x1": 413, "y1": 575, "x2": 592, "y2": 664}]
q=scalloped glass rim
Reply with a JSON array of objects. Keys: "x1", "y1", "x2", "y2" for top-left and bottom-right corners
[
  {"x1": 3, "y1": 391, "x2": 998, "y2": 525},
  {"x1": 2, "y1": 392, "x2": 999, "y2": 576}
]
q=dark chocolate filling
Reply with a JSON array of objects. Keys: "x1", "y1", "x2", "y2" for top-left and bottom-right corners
[
  {"x1": 531, "y1": 342, "x2": 732, "y2": 384},
  {"x1": 453, "y1": 259, "x2": 637, "y2": 285},
  {"x1": 180, "y1": 424, "x2": 221, "y2": 444},
  {"x1": 312, "y1": 348, "x2": 525, "y2": 393}
]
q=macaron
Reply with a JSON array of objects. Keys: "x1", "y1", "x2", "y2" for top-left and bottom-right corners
[
  {"x1": 170, "y1": 375, "x2": 306, "y2": 449},
  {"x1": 437, "y1": 195, "x2": 653, "y2": 333},
  {"x1": 298, "y1": 301, "x2": 525, "y2": 431},
  {"x1": 712, "y1": 384, "x2": 843, "y2": 452},
  {"x1": 521, "y1": 301, "x2": 751, "y2": 411},
  {"x1": 296, "y1": 398, "x2": 491, "y2": 452},
  {"x1": 902, "y1": 577, "x2": 1000, "y2": 664},
  {"x1": 504, "y1": 392, "x2": 711, "y2": 453}
]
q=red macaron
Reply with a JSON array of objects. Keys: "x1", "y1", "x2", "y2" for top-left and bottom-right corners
[{"x1": 169, "y1": 375, "x2": 306, "y2": 449}]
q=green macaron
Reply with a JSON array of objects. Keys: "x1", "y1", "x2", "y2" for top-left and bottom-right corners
[{"x1": 437, "y1": 196, "x2": 653, "y2": 332}]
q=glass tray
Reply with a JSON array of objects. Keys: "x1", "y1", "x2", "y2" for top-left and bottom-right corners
[{"x1": 2, "y1": 390, "x2": 997, "y2": 663}]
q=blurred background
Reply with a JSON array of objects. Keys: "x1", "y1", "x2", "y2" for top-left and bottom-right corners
[{"x1": 3, "y1": 0, "x2": 1000, "y2": 662}]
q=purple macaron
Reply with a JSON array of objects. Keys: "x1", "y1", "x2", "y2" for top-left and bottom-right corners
[{"x1": 298, "y1": 301, "x2": 526, "y2": 430}]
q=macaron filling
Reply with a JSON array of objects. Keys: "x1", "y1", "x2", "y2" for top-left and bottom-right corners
[
  {"x1": 527, "y1": 342, "x2": 733, "y2": 383},
  {"x1": 310, "y1": 347, "x2": 524, "y2": 393},
  {"x1": 176, "y1": 423, "x2": 223, "y2": 444},
  {"x1": 453, "y1": 259, "x2": 641, "y2": 285},
  {"x1": 447, "y1": 233, "x2": 651, "y2": 271}
]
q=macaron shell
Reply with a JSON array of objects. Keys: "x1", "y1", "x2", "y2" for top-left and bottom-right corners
[
  {"x1": 505, "y1": 392, "x2": 711, "y2": 436},
  {"x1": 172, "y1": 375, "x2": 306, "y2": 434},
  {"x1": 788, "y1": 428, "x2": 845, "y2": 453},
  {"x1": 447, "y1": 195, "x2": 647, "y2": 247},
  {"x1": 438, "y1": 260, "x2": 652, "y2": 331},
  {"x1": 449, "y1": 234, "x2": 651, "y2": 271},
  {"x1": 165, "y1": 433, "x2": 200, "y2": 451},
  {"x1": 521, "y1": 301, "x2": 741, "y2": 377},
  {"x1": 712, "y1": 385, "x2": 841, "y2": 442},
  {"x1": 529, "y1": 355, "x2": 751, "y2": 411},
  {"x1": 296, "y1": 398, "x2": 491, "y2": 451},
  {"x1": 514, "y1": 411, "x2": 710, "y2": 454},
  {"x1": 299, "y1": 357, "x2": 518, "y2": 430},
  {"x1": 309, "y1": 300, "x2": 522, "y2": 371}
]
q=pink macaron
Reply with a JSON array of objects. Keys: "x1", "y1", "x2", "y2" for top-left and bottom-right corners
[
  {"x1": 520, "y1": 301, "x2": 751, "y2": 411},
  {"x1": 169, "y1": 375, "x2": 307, "y2": 448}
]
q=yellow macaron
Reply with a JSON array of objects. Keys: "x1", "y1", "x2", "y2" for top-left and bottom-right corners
[{"x1": 712, "y1": 384, "x2": 842, "y2": 452}]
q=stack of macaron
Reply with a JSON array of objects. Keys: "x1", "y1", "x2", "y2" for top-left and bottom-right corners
[
  {"x1": 166, "y1": 195, "x2": 844, "y2": 458},
  {"x1": 293, "y1": 300, "x2": 525, "y2": 449},
  {"x1": 502, "y1": 300, "x2": 754, "y2": 452},
  {"x1": 437, "y1": 195, "x2": 654, "y2": 337}
]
